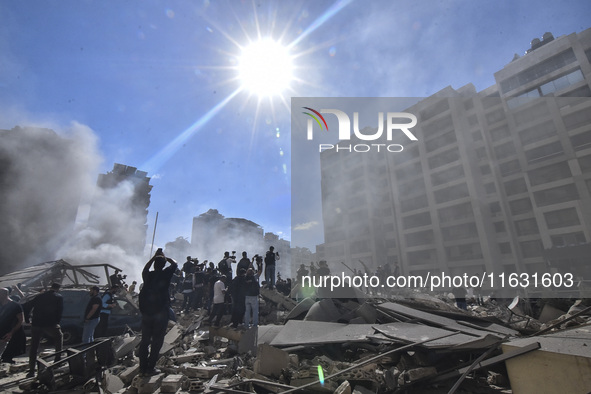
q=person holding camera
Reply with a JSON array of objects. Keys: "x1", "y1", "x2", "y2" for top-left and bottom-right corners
[
  {"x1": 138, "y1": 248, "x2": 177, "y2": 376},
  {"x1": 264, "y1": 246, "x2": 280, "y2": 290},
  {"x1": 95, "y1": 284, "x2": 119, "y2": 338}
]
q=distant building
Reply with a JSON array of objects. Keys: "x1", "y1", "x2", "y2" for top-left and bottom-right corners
[
  {"x1": 318, "y1": 28, "x2": 591, "y2": 292},
  {"x1": 191, "y1": 209, "x2": 265, "y2": 261},
  {"x1": 88, "y1": 163, "x2": 152, "y2": 256}
]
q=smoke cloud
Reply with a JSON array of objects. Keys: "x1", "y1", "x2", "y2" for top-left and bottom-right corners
[{"x1": 0, "y1": 124, "x2": 149, "y2": 284}]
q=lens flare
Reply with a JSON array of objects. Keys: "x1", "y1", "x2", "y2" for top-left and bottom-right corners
[{"x1": 317, "y1": 365, "x2": 325, "y2": 385}]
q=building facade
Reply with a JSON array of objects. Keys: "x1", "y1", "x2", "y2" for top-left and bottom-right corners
[{"x1": 319, "y1": 28, "x2": 591, "y2": 292}]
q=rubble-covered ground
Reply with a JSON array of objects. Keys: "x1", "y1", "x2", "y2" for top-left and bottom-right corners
[{"x1": 1, "y1": 286, "x2": 590, "y2": 394}]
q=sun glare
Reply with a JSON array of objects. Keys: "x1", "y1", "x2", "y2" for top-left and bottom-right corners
[{"x1": 238, "y1": 39, "x2": 294, "y2": 98}]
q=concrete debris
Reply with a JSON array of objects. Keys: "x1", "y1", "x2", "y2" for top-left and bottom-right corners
[{"x1": 2, "y1": 276, "x2": 591, "y2": 394}]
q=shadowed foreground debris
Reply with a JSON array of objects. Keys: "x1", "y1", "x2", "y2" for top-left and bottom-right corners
[{"x1": 1, "y1": 275, "x2": 591, "y2": 393}]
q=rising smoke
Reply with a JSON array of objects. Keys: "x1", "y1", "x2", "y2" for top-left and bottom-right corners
[{"x1": 0, "y1": 124, "x2": 148, "y2": 282}]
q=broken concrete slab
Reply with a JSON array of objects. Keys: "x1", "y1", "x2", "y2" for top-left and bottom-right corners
[
  {"x1": 118, "y1": 364, "x2": 140, "y2": 385},
  {"x1": 285, "y1": 297, "x2": 315, "y2": 320},
  {"x1": 335, "y1": 380, "x2": 352, "y2": 394},
  {"x1": 257, "y1": 324, "x2": 284, "y2": 345},
  {"x1": 303, "y1": 298, "x2": 342, "y2": 322},
  {"x1": 238, "y1": 325, "x2": 258, "y2": 355},
  {"x1": 181, "y1": 365, "x2": 224, "y2": 379},
  {"x1": 260, "y1": 287, "x2": 297, "y2": 311},
  {"x1": 373, "y1": 322, "x2": 502, "y2": 350},
  {"x1": 377, "y1": 302, "x2": 518, "y2": 336},
  {"x1": 269, "y1": 320, "x2": 374, "y2": 347},
  {"x1": 131, "y1": 373, "x2": 165, "y2": 394},
  {"x1": 160, "y1": 374, "x2": 189, "y2": 393},
  {"x1": 103, "y1": 371, "x2": 125, "y2": 393},
  {"x1": 502, "y1": 326, "x2": 591, "y2": 394},
  {"x1": 253, "y1": 343, "x2": 290, "y2": 378}
]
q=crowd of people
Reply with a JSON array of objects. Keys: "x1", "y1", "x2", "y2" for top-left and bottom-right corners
[{"x1": 0, "y1": 245, "x2": 283, "y2": 378}]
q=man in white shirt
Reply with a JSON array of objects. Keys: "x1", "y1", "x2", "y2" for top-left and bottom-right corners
[{"x1": 207, "y1": 276, "x2": 226, "y2": 327}]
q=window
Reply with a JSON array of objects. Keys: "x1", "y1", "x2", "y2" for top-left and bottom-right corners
[
  {"x1": 446, "y1": 243, "x2": 483, "y2": 261},
  {"x1": 525, "y1": 141, "x2": 563, "y2": 163},
  {"x1": 499, "y1": 242, "x2": 512, "y2": 254},
  {"x1": 395, "y1": 162, "x2": 422, "y2": 181},
  {"x1": 420, "y1": 99, "x2": 450, "y2": 121},
  {"x1": 489, "y1": 201, "x2": 501, "y2": 216},
  {"x1": 509, "y1": 198, "x2": 533, "y2": 215},
  {"x1": 570, "y1": 130, "x2": 591, "y2": 151},
  {"x1": 540, "y1": 69, "x2": 584, "y2": 95},
  {"x1": 485, "y1": 108, "x2": 505, "y2": 125},
  {"x1": 528, "y1": 161, "x2": 571, "y2": 186},
  {"x1": 425, "y1": 130, "x2": 457, "y2": 152},
  {"x1": 578, "y1": 155, "x2": 591, "y2": 172},
  {"x1": 499, "y1": 49, "x2": 577, "y2": 93},
  {"x1": 472, "y1": 130, "x2": 483, "y2": 141},
  {"x1": 515, "y1": 218, "x2": 539, "y2": 236},
  {"x1": 438, "y1": 202, "x2": 474, "y2": 223},
  {"x1": 407, "y1": 249, "x2": 436, "y2": 265},
  {"x1": 442, "y1": 222, "x2": 478, "y2": 241},
  {"x1": 402, "y1": 212, "x2": 432, "y2": 229},
  {"x1": 563, "y1": 108, "x2": 591, "y2": 131},
  {"x1": 533, "y1": 184, "x2": 579, "y2": 207},
  {"x1": 504, "y1": 177, "x2": 528, "y2": 196},
  {"x1": 490, "y1": 125, "x2": 511, "y2": 142},
  {"x1": 494, "y1": 221, "x2": 506, "y2": 233},
  {"x1": 350, "y1": 239, "x2": 370, "y2": 254},
  {"x1": 551, "y1": 232, "x2": 586, "y2": 247},
  {"x1": 500, "y1": 159, "x2": 521, "y2": 176},
  {"x1": 506, "y1": 88, "x2": 540, "y2": 110},
  {"x1": 520, "y1": 240, "x2": 543, "y2": 258},
  {"x1": 484, "y1": 182, "x2": 497, "y2": 194},
  {"x1": 544, "y1": 208, "x2": 580, "y2": 229},
  {"x1": 400, "y1": 194, "x2": 428, "y2": 213},
  {"x1": 494, "y1": 141, "x2": 517, "y2": 159},
  {"x1": 405, "y1": 230, "x2": 434, "y2": 247},
  {"x1": 513, "y1": 101, "x2": 548, "y2": 128},
  {"x1": 434, "y1": 183, "x2": 469, "y2": 204},
  {"x1": 431, "y1": 165, "x2": 464, "y2": 186},
  {"x1": 480, "y1": 164, "x2": 492, "y2": 175},
  {"x1": 519, "y1": 121, "x2": 556, "y2": 146},
  {"x1": 428, "y1": 147, "x2": 460, "y2": 169}
]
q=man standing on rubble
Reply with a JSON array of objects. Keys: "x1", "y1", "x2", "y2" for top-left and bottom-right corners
[
  {"x1": 25, "y1": 283, "x2": 63, "y2": 378},
  {"x1": 138, "y1": 248, "x2": 177, "y2": 376},
  {"x1": 0, "y1": 287, "x2": 26, "y2": 364},
  {"x1": 264, "y1": 246, "x2": 280, "y2": 290},
  {"x1": 229, "y1": 268, "x2": 247, "y2": 328},
  {"x1": 96, "y1": 284, "x2": 119, "y2": 337},
  {"x1": 207, "y1": 275, "x2": 227, "y2": 327},
  {"x1": 82, "y1": 286, "x2": 102, "y2": 344},
  {"x1": 244, "y1": 268, "x2": 261, "y2": 327}
]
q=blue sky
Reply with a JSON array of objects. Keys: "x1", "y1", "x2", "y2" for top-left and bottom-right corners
[{"x1": 1, "y1": 0, "x2": 590, "y2": 252}]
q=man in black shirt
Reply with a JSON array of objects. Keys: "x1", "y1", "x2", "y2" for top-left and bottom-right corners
[
  {"x1": 244, "y1": 268, "x2": 261, "y2": 327},
  {"x1": 264, "y1": 246, "x2": 279, "y2": 290},
  {"x1": 82, "y1": 286, "x2": 102, "y2": 344},
  {"x1": 25, "y1": 283, "x2": 63, "y2": 377},
  {"x1": 229, "y1": 268, "x2": 247, "y2": 328},
  {"x1": 0, "y1": 287, "x2": 25, "y2": 364},
  {"x1": 138, "y1": 249, "x2": 177, "y2": 376}
]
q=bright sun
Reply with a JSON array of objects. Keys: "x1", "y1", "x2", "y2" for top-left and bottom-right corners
[{"x1": 238, "y1": 39, "x2": 294, "y2": 98}]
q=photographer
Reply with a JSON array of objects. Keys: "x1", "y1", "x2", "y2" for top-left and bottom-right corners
[
  {"x1": 95, "y1": 284, "x2": 119, "y2": 338},
  {"x1": 264, "y1": 246, "x2": 280, "y2": 290}
]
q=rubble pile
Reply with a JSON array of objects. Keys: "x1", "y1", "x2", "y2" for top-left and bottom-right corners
[{"x1": 1, "y1": 284, "x2": 591, "y2": 393}]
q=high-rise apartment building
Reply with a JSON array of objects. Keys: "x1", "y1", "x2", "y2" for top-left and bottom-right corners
[{"x1": 319, "y1": 28, "x2": 591, "y2": 291}]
